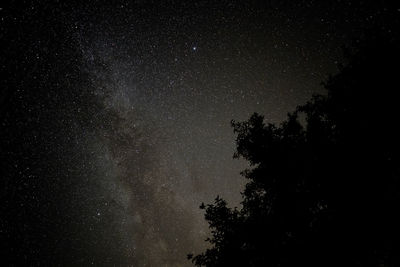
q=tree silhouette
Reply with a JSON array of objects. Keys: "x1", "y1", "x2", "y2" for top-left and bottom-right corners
[{"x1": 189, "y1": 29, "x2": 400, "y2": 266}]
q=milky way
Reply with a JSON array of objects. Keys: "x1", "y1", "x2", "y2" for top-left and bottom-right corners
[{"x1": 2, "y1": 1, "x2": 388, "y2": 266}]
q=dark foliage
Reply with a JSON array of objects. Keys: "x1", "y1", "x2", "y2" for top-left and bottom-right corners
[{"x1": 189, "y1": 27, "x2": 400, "y2": 267}]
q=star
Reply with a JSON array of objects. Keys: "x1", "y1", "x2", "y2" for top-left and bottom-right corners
[{"x1": 4, "y1": 1, "x2": 392, "y2": 266}]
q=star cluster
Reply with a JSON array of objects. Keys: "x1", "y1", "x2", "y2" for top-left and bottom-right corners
[{"x1": 1, "y1": 1, "x2": 394, "y2": 266}]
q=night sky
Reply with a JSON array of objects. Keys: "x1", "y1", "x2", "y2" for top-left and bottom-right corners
[{"x1": 1, "y1": 1, "x2": 395, "y2": 266}]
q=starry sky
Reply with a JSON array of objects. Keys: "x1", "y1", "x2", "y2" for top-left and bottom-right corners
[{"x1": 1, "y1": 1, "x2": 395, "y2": 266}]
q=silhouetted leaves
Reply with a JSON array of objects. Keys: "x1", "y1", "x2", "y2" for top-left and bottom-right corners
[{"x1": 190, "y1": 26, "x2": 400, "y2": 267}]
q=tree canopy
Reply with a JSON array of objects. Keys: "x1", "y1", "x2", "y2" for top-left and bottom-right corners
[{"x1": 189, "y1": 29, "x2": 400, "y2": 267}]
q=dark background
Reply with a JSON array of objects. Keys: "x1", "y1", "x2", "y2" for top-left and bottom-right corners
[{"x1": 1, "y1": 1, "x2": 398, "y2": 266}]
